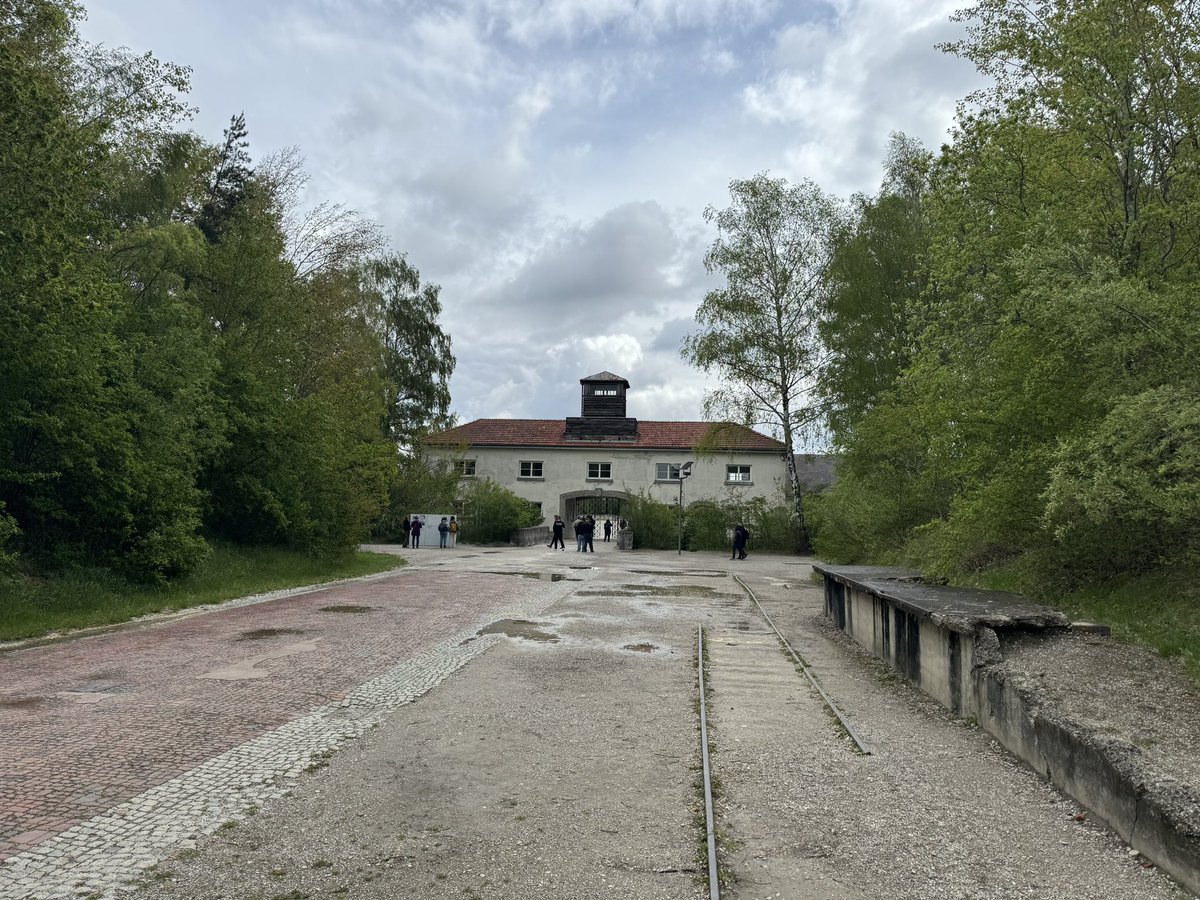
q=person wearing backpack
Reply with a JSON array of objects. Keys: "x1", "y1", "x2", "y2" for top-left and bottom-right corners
[
  {"x1": 437, "y1": 517, "x2": 450, "y2": 548},
  {"x1": 448, "y1": 516, "x2": 459, "y2": 548}
]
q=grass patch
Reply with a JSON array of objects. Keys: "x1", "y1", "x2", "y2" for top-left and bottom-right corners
[
  {"x1": 0, "y1": 542, "x2": 404, "y2": 642},
  {"x1": 971, "y1": 561, "x2": 1200, "y2": 685}
]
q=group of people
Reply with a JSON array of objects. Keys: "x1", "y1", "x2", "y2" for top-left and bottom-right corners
[
  {"x1": 548, "y1": 514, "x2": 616, "y2": 552},
  {"x1": 400, "y1": 515, "x2": 459, "y2": 549}
]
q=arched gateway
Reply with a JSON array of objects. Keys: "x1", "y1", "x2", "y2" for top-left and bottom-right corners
[{"x1": 561, "y1": 489, "x2": 628, "y2": 523}]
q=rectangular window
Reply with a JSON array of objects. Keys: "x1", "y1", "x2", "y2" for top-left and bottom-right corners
[
  {"x1": 656, "y1": 463, "x2": 682, "y2": 481},
  {"x1": 588, "y1": 462, "x2": 611, "y2": 479},
  {"x1": 726, "y1": 465, "x2": 752, "y2": 483},
  {"x1": 519, "y1": 460, "x2": 543, "y2": 478},
  {"x1": 454, "y1": 459, "x2": 476, "y2": 477}
]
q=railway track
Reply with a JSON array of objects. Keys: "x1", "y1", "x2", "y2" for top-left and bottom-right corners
[{"x1": 694, "y1": 572, "x2": 872, "y2": 898}]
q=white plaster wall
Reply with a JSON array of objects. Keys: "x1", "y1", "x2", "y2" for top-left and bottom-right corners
[{"x1": 434, "y1": 445, "x2": 787, "y2": 523}]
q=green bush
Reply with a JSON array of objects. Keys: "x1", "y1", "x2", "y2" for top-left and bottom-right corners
[
  {"x1": 1042, "y1": 386, "x2": 1200, "y2": 579},
  {"x1": 621, "y1": 491, "x2": 801, "y2": 553},
  {"x1": 621, "y1": 490, "x2": 682, "y2": 550},
  {"x1": 0, "y1": 502, "x2": 20, "y2": 576},
  {"x1": 458, "y1": 479, "x2": 542, "y2": 543}
]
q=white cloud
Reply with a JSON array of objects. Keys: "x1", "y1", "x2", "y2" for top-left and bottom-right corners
[{"x1": 78, "y1": 0, "x2": 989, "y2": 425}]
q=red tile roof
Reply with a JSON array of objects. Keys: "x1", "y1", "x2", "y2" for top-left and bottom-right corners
[{"x1": 426, "y1": 419, "x2": 784, "y2": 452}]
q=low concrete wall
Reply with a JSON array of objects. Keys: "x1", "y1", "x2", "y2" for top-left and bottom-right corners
[
  {"x1": 978, "y1": 662, "x2": 1200, "y2": 896},
  {"x1": 510, "y1": 526, "x2": 551, "y2": 546}
]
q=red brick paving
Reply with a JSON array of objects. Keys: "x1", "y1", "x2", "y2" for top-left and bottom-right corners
[{"x1": 0, "y1": 571, "x2": 531, "y2": 860}]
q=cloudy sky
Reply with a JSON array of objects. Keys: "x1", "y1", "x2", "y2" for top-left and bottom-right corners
[{"x1": 80, "y1": 0, "x2": 985, "y2": 431}]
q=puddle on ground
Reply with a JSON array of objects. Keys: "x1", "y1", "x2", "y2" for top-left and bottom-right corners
[
  {"x1": 478, "y1": 571, "x2": 580, "y2": 582},
  {"x1": 237, "y1": 627, "x2": 307, "y2": 641},
  {"x1": 478, "y1": 619, "x2": 559, "y2": 643},
  {"x1": 622, "y1": 642, "x2": 658, "y2": 653},
  {"x1": 0, "y1": 696, "x2": 46, "y2": 709},
  {"x1": 628, "y1": 569, "x2": 727, "y2": 578},
  {"x1": 319, "y1": 605, "x2": 374, "y2": 614},
  {"x1": 577, "y1": 584, "x2": 738, "y2": 599}
]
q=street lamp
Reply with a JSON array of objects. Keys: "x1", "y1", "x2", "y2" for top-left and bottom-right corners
[{"x1": 677, "y1": 462, "x2": 693, "y2": 555}]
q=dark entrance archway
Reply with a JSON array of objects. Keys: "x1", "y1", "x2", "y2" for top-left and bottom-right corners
[{"x1": 562, "y1": 490, "x2": 628, "y2": 523}]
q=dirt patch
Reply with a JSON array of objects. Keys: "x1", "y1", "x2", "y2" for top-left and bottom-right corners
[
  {"x1": 318, "y1": 605, "x2": 374, "y2": 614},
  {"x1": 478, "y1": 619, "x2": 559, "y2": 643},
  {"x1": 622, "y1": 643, "x2": 658, "y2": 654},
  {"x1": 237, "y1": 628, "x2": 307, "y2": 641},
  {"x1": 478, "y1": 571, "x2": 580, "y2": 582},
  {"x1": 0, "y1": 696, "x2": 46, "y2": 709}
]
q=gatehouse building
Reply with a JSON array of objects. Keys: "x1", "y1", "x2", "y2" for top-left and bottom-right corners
[{"x1": 425, "y1": 371, "x2": 823, "y2": 524}]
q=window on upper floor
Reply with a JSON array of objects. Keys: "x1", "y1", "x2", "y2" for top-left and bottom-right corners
[
  {"x1": 519, "y1": 460, "x2": 543, "y2": 478},
  {"x1": 726, "y1": 465, "x2": 752, "y2": 483},
  {"x1": 454, "y1": 459, "x2": 476, "y2": 477},
  {"x1": 592, "y1": 387, "x2": 618, "y2": 396},
  {"x1": 588, "y1": 462, "x2": 611, "y2": 479},
  {"x1": 656, "y1": 463, "x2": 682, "y2": 481}
]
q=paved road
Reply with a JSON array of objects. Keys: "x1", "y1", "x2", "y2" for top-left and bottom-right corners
[
  {"x1": 0, "y1": 542, "x2": 1188, "y2": 899},
  {"x1": 0, "y1": 544, "x2": 588, "y2": 898}
]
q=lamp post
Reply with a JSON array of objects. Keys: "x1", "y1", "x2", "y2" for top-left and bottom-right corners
[{"x1": 677, "y1": 462, "x2": 693, "y2": 555}]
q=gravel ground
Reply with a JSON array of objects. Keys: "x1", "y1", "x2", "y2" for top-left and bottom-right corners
[
  {"x1": 123, "y1": 548, "x2": 1196, "y2": 899},
  {"x1": 722, "y1": 570, "x2": 1191, "y2": 900},
  {"x1": 999, "y1": 629, "x2": 1200, "y2": 791}
]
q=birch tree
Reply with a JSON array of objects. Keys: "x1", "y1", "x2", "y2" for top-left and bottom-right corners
[{"x1": 683, "y1": 174, "x2": 843, "y2": 546}]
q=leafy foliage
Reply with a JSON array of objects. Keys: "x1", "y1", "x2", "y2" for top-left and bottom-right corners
[
  {"x1": 458, "y1": 479, "x2": 542, "y2": 543},
  {"x1": 622, "y1": 492, "x2": 801, "y2": 553},
  {"x1": 0, "y1": 2, "x2": 455, "y2": 581},
  {"x1": 811, "y1": 0, "x2": 1200, "y2": 593}
]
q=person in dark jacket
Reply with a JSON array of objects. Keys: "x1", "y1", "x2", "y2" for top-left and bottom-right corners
[
  {"x1": 549, "y1": 515, "x2": 566, "y2": 550},
  {"x1": 410, "y1": 516, "x2": 423, "y2": 549},
  {"x1": 585, "y1": 516, "x2": 596, "y2": 552},
  {"x1": 603, "y1": 519, "x2": 613, "y2": 542},
  {"x1": 401, "y1": 516, "x2": 411, "y2": 548},
  {"x1": 732, "y1": 523, "x2": 749, "y2": 560}
]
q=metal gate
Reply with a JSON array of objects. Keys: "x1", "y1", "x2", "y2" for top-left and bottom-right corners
[{"x1": 570, "y1": 496, "x2": 623, "y2": 519}]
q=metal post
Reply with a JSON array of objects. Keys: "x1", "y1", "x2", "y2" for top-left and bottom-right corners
[
  {"x1": 676, "y1": 462, "x2": 692, "y2": 556},
  {"x1": 677, "y1": 476, "x2": 684, "y2": 555}
]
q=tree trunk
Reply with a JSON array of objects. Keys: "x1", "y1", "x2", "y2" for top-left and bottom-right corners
[{"x1": 783, "y1": 448, "x2": 810, "y2": 552}]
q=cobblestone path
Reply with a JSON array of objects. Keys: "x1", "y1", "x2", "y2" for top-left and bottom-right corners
[{"x1": 0, "y1": 563, "x2": 582, "y2": 899}]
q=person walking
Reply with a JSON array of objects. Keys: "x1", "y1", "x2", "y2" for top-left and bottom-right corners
[
  {"x1": 401, "y1": 516, "x2": 411, "y2": 548},
  {"x1": 603, "y1": 519, "x2": 613, "y2": 542},
  {"x1": 574, "y1": 517, "x2": 586, "y2": 552},
  {"x1": 410, "y1": 516, "x2": 423, "y2": 549},
  {"x1": 732, "y1": 523, "x2": 749, "y2": 560},
  {"x1": 549, "y1": 515, "x2": 566, "y2": 550},
  {"x1": 437, "y1": 517, "x2": 450, "y2": 548},
  {"x1": 448, "y1": 516, "x2": 459, "y2": 548},
  {"x1": 586, "y1": 516, "x2": 596, "y2": 552}
]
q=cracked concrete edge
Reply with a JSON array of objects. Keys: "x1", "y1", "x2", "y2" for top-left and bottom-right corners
[{"x1": 975, "y1": 660, "x2": 1200, "y2": 897}]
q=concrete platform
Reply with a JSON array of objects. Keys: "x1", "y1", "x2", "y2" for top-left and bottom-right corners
[
  {"x1": 813, "y1": 561, "x2": 1200, "y2": 896},
  {"x1": 814, "y1": 563, "x2": 1068, "y2": 719}
]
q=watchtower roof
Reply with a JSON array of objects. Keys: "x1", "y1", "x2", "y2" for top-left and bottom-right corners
[{"x1": 580, "y1": 371, "x2": 630, "y2": 387}]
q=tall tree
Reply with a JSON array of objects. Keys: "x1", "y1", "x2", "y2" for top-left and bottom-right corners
[
  {"x1": 683, "y1": 174, "x2": 843, "y2": 545},
  {"x1": 358, "y1": 253, "x2": 455, "y2": 449},
  {"x1": 820, "y1": 134, "x2": 935, "y2": 440},
  {"x1": 196, "y1": 112, "x2": 252, "y2": 244},
  {"x1": 0, "y1": 0, "x2": 206, "y2": 578}
]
